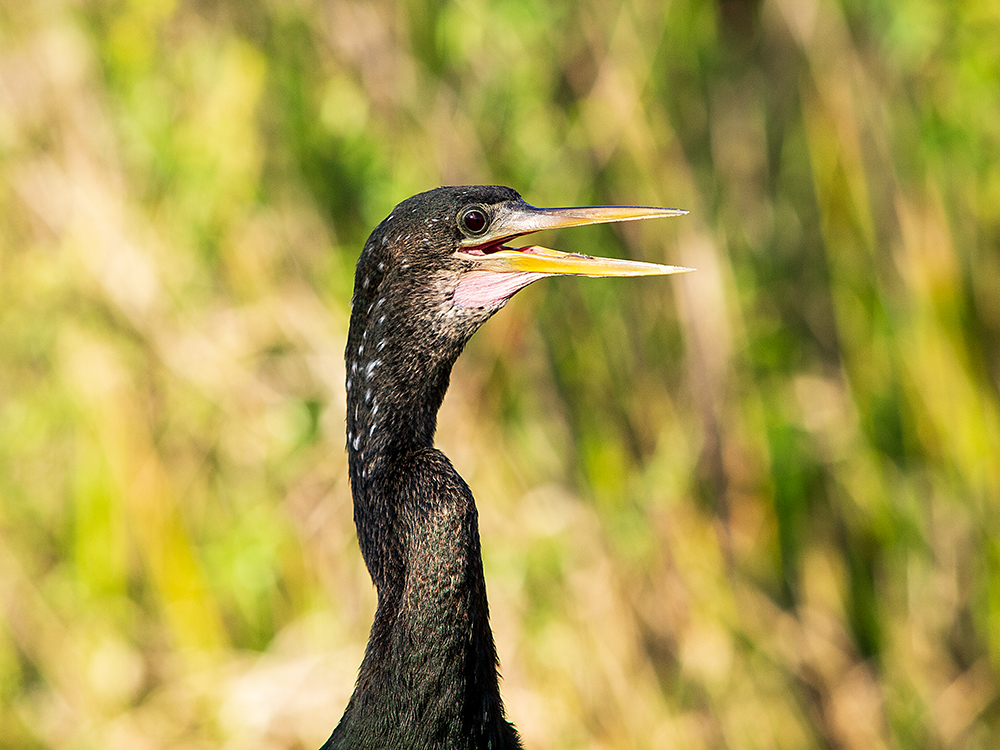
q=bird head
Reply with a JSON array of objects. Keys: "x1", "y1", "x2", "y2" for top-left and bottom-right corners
[{"x1": 352, "y1": 185, "x2": 689, "y2": 345}]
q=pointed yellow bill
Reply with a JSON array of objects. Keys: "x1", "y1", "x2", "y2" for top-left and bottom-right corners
[
  {"x1": 454, "y1": 201, "x2": 690, "y2": 277},
  {"x1": 450, "y1": 199, "x2": 690, "y2": 307},
  {"x1": 457, "y1": 204, "x2": 688, "y2": 248},
  {"x1": 456, "y1": 246, "x2": 693, "y2": 277},
  {"x1": 486, "y1": 205, "x2": 687, "y2": 239}
]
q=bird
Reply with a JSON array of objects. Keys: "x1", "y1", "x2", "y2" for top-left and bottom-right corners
[{"x1": 322, "y1": 185, "x2": 688, "y2": 750}]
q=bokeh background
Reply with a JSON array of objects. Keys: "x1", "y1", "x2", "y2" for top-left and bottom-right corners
[{"x1": 2, "y1": 0, "x2": 999, "y2": 747}]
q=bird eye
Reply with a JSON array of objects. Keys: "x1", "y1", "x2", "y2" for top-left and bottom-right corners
[{"x1": 459, "y1": 206, "x2": 489, "y2": 236}]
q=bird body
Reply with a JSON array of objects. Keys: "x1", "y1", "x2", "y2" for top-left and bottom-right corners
[
  {"x1": 324, "y1": 186, "x2": 686, "y2": 749},
  {"x1": 327, "y1": 448, "x2": 516, "y2": 749}
]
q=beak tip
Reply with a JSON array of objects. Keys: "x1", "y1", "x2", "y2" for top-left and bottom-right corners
[{"x1": 662, "y1": 265, "x2": 695, "y2": 275}]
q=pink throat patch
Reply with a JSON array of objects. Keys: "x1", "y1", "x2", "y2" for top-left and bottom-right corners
[{"x1": 453, "y1": 271, "x2": 548, "y2": 308}]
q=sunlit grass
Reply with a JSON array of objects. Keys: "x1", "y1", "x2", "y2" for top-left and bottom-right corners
[{"x1": 1, "y1": 0, "x2": 998, "y2": 747}]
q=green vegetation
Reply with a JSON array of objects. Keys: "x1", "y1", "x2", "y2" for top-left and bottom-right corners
[{"x1": 1, "y1": 0, "x2": 998, "y2": 747}]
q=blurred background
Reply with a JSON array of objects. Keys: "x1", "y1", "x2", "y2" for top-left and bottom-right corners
[{"x1": 1, "y1": 0, "x2": 999, "y2": 747}]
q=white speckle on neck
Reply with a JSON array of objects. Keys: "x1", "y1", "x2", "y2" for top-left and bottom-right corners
[
  {"x1": 352, "y1": 434, "x2": 360, "y2": 450},
  {"x1": 365, "y1": 359, "x2": 381, "y2": 379},
  {"x1": 371, "y1": 401, "x2": 379, "y2": 417},
  {"x1": 377, "y1": 338, "x2": 387, "y2": 352},
  {"x1": 364, "y1": 388, "x2": 372, "y2": 403},
  {"x1": 346, "y1": 377, "x2": 352, "y2": 391}
]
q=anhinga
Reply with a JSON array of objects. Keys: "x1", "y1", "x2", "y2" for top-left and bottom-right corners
[{"x1": 323, "y1": 186, "x2": 687, "y2": 749}]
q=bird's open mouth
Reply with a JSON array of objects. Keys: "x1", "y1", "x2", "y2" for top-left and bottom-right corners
[
  {"x1": 460, "y1": 241, "x2": 591, "y2": 260},
  {"x1": 459, "y1": 239, "x2": 550, "y2": 256},
  {"x1": 450, "y1": 201, "x2": 691, "y2": 307},
  {"x1": 453, "y1": 203, "x2": 691, "y2": 278},
  {"x1": 457, "y1": 241, "x2": 508, "y2": 256}
]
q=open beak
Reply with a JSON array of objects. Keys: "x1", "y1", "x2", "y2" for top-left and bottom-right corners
[{"x1": 455, "y1": 203, "x2": 692, "y2": 278}]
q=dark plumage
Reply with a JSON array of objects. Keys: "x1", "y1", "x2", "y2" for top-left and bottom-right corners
[{"x1": 323, "y1": 186, "x2": 686, "y2": 750}]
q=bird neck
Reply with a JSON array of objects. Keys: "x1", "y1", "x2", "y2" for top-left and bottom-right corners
[
  {"x1": 345, "y1": 324, "x2": 457, "y2": 493},
  {"x1": 333, "y1": 287, "x2": 519, "y2": 748}
]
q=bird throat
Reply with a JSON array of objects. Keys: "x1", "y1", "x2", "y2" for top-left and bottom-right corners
[{"x1": 453, "y1": 269, "x2": 547, "y2": 308}]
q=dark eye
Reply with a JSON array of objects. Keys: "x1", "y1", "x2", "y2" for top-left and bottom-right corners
[{"x1": 459, "y1": 206, "x2": 489, "y2": 235}]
